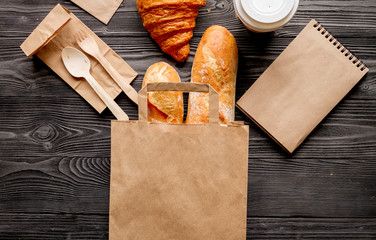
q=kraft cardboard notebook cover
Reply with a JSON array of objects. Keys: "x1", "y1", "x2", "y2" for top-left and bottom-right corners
[{"x1": 237, "y1": 19, "x2": 369, "y2": 154}]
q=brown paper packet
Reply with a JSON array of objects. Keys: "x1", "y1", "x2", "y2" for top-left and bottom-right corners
[
  {"x1": 237, "y1": 19, "x2": 369, "y2": 154},
  {"x1": 71, "y1": 0, "x2": 123, "y2": 25},
  {"x1": 20, "y1": 4, "x2": 137, "y2": 113}
]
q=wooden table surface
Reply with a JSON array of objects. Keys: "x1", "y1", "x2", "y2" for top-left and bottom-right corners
[{"x1": 0, "y1": 0, "x2": 375, "y2": 239}]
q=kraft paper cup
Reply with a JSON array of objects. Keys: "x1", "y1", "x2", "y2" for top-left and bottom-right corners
[{"x1": 234, "y1": 0, "x2": 299, "y2": 33}]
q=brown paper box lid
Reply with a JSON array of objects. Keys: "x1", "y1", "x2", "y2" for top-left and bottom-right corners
[
  {"x1": 237, "y1": 19, "x2": 369, "y2": 154},
  {"x1": 20, "y1": 4, "x2": 138, "y2": 113}
]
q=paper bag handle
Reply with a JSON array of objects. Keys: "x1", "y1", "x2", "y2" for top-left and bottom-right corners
[{"x1": 138, "y1": 82, "x2": 219, "y2": 123}]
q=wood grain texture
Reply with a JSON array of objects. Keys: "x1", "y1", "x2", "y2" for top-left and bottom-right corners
[
  {"x1": 0, "y1": 213, "x2": 109, "y2": 240},
  {"x1": 247, "y1": 218, "x2": 376, "y2": 239},
  {"x1": 0, "y1": 97, "x2": 374, "y2": 159},
  {"x1": 0, "y1": 214, "x2": 375, "y2": 239},
  {"x1": 0, "y1": 0, "x2": 375, "y2": 238},
  {"x1": 0, "y1": 155, "x2": 375, "y2": 217}
]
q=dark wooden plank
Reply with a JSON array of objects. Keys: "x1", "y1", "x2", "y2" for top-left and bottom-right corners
[
  {"x1": 0, "y1": 95, "x2": 374, "y2": 158},
  {"x1": 0, "y1": 96, "x2": 134, "y2": 158},
  {"x1": 247, "y1": 217, "x2": 376, "y2": 239},
  {"x1": 0, "y1": 214, "x2": 375, "y2": 239},
  {"x1": 0, "y1": 157, "x2": 110, "y2": 214},
  {"x1": 0, "y1": 155, "x2": 375, "y2": 216},
  {"x1": 0, "y1": 213, "x2": 108, "y2": 240}
]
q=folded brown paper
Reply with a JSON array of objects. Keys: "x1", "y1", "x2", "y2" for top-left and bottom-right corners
[
  {"x1": 20, "y1": 4, "x2": 137, "y2": 113},
  {"x1": 71, "y1": 0, "x2": 123, "y2": 24},
  {"x1": 110, "y1": 82, "x2": 249, "y2": 240},
  {"x1": 237, "y1": 19, "x2": 369, "y2": 154}
]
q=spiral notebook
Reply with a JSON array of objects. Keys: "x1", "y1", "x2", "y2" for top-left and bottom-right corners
[{"x1": 237, "y1": 19, "x2": 369, "y2": 154}]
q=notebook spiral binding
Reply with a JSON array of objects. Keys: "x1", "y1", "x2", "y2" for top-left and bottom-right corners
[{"x1": 313, "y1": 21, "x2": 367, "y2": 71}]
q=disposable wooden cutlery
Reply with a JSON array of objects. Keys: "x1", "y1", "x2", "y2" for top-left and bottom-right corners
[
  {"x1": 75, "y1": 31, "x2": 139, "y2": 105},
  {"x1": 61, "y1": 46, "x2": 129, "y2": 120}
]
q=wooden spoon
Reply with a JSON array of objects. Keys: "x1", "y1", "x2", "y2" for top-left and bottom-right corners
[{"x1": 61, "y1": 47, "x2": 128, "y2": 120}]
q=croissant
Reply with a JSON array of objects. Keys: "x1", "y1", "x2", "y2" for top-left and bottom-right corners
[{"x1": 137, "y1": 0, "x2": 206, "y2": 62}]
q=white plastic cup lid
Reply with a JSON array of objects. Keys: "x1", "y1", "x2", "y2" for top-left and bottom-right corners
[{"x1": 240, "y1": 0, "x2": 295, "y2": 23}]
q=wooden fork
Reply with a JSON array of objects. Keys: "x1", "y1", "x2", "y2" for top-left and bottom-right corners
[{"x1": 75, "y1": 30, "x2": 139, "y2": 105}]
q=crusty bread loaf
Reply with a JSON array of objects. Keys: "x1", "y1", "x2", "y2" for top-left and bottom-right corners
[
  {"x1": 143, "y1": 62, "x2": 184, "y2": 123},
  {"x1": 186, "y1": 25, "x2": 238, "y2": 124},
  {"x1": 137, "y1": 0, "x2": 206, "y2": 62}
]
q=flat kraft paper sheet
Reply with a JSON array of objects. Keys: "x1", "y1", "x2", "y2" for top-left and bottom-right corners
[
  {"x1": 71, "y1": 0, "x2": 123, "y2": 24},
  {"x1": 20, "y1": 4, "x2": 137, "y2": 113},
  {"x1": 237, "y1": 19, "x2": 369, "y2": 154}
]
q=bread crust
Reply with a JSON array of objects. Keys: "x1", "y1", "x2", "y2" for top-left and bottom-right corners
[
  {"x1": 137, "y1": 0, "x2": 206, "y2": 12},
  {"x1": 186, "y1": 25, "x2": 238, "y2": 124},
  {"x1": 137, "y1": 0, "x2": 206, "y2": 62},
  {"x1": 143, "y1": 62, "x2": 184, "y2": 123}
]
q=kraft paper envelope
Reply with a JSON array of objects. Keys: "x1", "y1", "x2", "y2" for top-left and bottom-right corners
[
  {"x1": 20, "y1": 4, "x2": 138, "y2": 113},
  {"x1": 237, "y1": 19, "x2": 369, "y2": 154},
  {"x1": 71, "y1": 0, "x2": 123, "y2": 24}
]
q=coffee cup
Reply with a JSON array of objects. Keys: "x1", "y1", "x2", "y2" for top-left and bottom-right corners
[{"x1": 234, "y1": 0, "x2": 299, "y2": 33}]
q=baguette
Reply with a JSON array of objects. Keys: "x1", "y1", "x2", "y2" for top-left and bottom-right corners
[
  {"x1": 186, "y1": 25, "x2": 238, "y2": 124},
  {"x1": 143, "y1": 62, "x2": 184, "y2": 123}
]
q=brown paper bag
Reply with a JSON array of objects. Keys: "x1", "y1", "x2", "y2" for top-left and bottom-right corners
[
  {"x1": 20, "y1": 4, "x2": 138, "y2": 113},
  {"x1": 237, "y1": 19, "x2": 369, "y2": 154},
  {"x1": 110, "y1": 82, "x2": 249, "y2": 240},
  {"x1": 71, "y1": 0, "x2": 123, "y2": 24}
]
